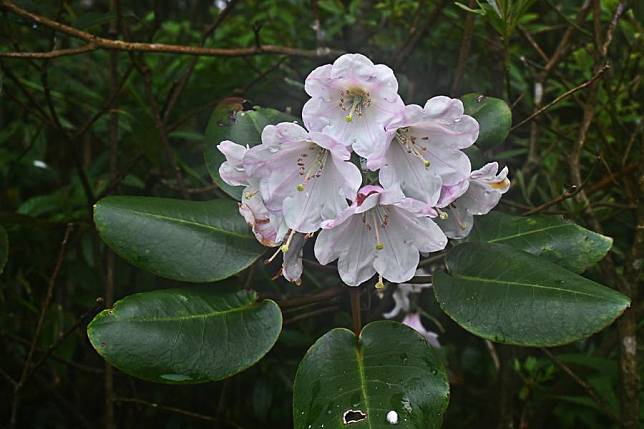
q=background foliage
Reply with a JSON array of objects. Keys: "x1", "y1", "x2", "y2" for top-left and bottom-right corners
[{"x1": 0, "y1": 0, "x2": 642, "y2": 428}]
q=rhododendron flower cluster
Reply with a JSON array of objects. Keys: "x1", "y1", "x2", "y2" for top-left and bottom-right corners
[{"x1": 218, "y1": 53, "x2": 509, "y2": 287}]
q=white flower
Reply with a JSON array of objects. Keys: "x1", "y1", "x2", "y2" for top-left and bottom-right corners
[
  {"x1": 314, "y1": 185, "x2": 447, "y2": 286},
  {"x1": 302, "y1": 53, "x2": 404, "y2": 155},
  {"x1": 438, "y1": 162, "x2": 510, "y2": 239},
  {"x1": 218, "y1": 141, "x2": 288, "y2": 247},
  {"x1": 364, "y1": 97, "x2": 479, "y2": 209},
  {"x1": 243, "y1": 122, "x2": 362, "y2": 234}
]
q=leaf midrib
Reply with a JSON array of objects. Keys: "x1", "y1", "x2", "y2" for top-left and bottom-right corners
[
  {"x1": 96, "y1": 302, "x2": 259, "y2": 324},
  {"x1": 485, "y1": 224, "x2": 572, "y2": 243},
  {"x1": 103, "y1": 206, "x2": 253, "y2": 240},
  {"x1": 453, "y1": 273, "x2": 615, "y2": 300}
]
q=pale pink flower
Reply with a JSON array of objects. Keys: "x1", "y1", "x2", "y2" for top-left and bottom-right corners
[
  {"x1": 314, "y1": 185, "x2": 447, "y2": 286},
  {"x1": 243, "y1": 122, "x2": 362, "y2": 233},
  {"x1": 302, "y1": 53, "x2": 404, "y2": 154},
  {"x1": 218, "y1": 141, "x2": 288, "y2": 247},
  {"x1": 439, "y1": 162, "x2": 510, "y2": 239},
  {"x1": 365, "y1": 97, "x2": 479, "y2": 209}
]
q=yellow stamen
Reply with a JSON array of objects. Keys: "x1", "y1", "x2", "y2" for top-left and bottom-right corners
[{"x1": 296, "y1": 183, "x2": 305, "y2": 192}]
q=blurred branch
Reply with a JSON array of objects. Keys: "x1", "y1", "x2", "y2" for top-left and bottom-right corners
[
  {"x1": 393, "y1": 0, "x2": 448, "y2": 69},
  {"x1": 114, "y1": 397, "x2": 225, "y2": 424},
  {"x1": 0, "y1": 1, "x2": 340, "y2": 59},
  {"x1": 541, "y1": 348, "x2": 619, "y2": 422},
  {"x1": 10, "y1": 223, "x2": 74, "y2": 429},
  {"x1": 511, "y1": 64, "x2": 609, "y2": 131},
  {"x1": 450, "y1": 0, "x2": 476, "y2": 95},
  {"x1": 131, "y1": 54, "x2": 189, "y2": 198},
  {"x1": 162, "y1": 0, "x2": 240, "y2": 122}
]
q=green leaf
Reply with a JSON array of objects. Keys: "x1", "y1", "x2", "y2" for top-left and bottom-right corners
[
  {"x1": 434, "y1": 243, "x2": 630, "y2": 346},
  {"x1": 204, "y1": 107, "x2": 297, "y2": 200},
  {"x1": 94, "y1": 196, "x2": 264, "y2": 282},
  {"x1": 293, "y1": 321, "x2": 449, "y2": 428},
  {"x1": 461, "y1": 93, "x2": 512, "y2": 149},
  {"x1": 87, "y1": 288, "x2": 282, "y2": 384},
  {"x1": 0, "y1": 225, "x2": 8, "y2": 274},
  {"x1": 469, "y1": 212, "x2": 612, "y2": 272}
]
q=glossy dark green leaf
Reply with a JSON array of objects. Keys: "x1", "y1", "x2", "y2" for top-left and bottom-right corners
[
  {"x1": 0, "y1": 225, "x2": 8, "y2": 274},
  {"x1": 469, "y1": 212, "x2": 612, "y2": 272},
  {"x1": 434, "y1": 243, "x2": 630, "y2": 346},
  {"x1": 87, "y1": 288, "x2": 282, "y2": 384},
  {"x1": 293, "y1": 321, "x2": 449, "y2": 429},
  {"x1": 204, "y1": 107, "x2": 297, "y2": 200},
  {"x1": 94, "y1": 196, "x2": 263, "y2": 282},
  {"x1": 462, "y1": 93, "x2": 511, "y2": 149}
]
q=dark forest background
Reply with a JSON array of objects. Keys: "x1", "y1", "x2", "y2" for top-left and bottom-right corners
[{"x1": 0, "y1": 0, "x2": 642, "y2": 428}]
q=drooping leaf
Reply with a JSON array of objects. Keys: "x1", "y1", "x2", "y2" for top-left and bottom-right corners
[
  {"x1": 0, "y1": 225, "x2": 8, "y2": 274},
  {"x1": 461, "y1": 93, "x2": 511, "y2": 149},
  {"x1": 94, "y1": 196, "x2": 264, "y2": 282},
  {"x1": 204, "y1": 106, "x2": 297, "y2": 200},
  {"x1": 293, "y1": 321, "x2": 449, "y2": 429},
  {"x1": 433, "y1": 243, "x2": 630, "y2": 346},
  {"x1": 87, "y1": 288, "x2": 282, "y2": 384},
  {"x1": 469, "y1": 212, "x2": 612, "y2": 272}
]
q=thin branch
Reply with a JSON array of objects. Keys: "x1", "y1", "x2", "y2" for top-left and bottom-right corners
[
  {"x1": 113, "y1": 397, "x2": 228, "y2": 425},
  {"x1": 284, "y1": 305, "x2": 339, "y2": 325},
  {"x1": 450, "y1": 0, "x2": 477, "y2": 95},
  {"x1": 0, "y1": 1, "x2": 339, "y2": 59},
  {"x1": 511, "y1": 64, "x2": 609, "y2": 131},
  {"x1": 541, "y1": 348, "x2": 619, "y2": 422},
  {"x1": 350, "y1": 287, "x2": 362, "y2": 338},
  {"x1": 30, "y1": 297, "x2": 105, "y2": 375},
  {"x1": 393, "y1": 0, "x2": 448, "y2": 69},
  {"x1": 10, "y1": 223, "x2": 74, "y2": 429}
]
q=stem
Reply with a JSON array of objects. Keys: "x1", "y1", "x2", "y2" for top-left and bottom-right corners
[{"x1": 350, "y1": 287, "x2": 362, "y2": 338}]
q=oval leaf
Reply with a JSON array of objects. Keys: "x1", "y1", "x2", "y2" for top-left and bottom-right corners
[
  {"x1": 469, "y1": 212, "x2": 612, "y2": 272},
  {"x1": 204, "y1": 106, "x2": 297, "y2": 200},
  {"x1": 88, "y1": 288, "x2": 282, "y2": 383},
  {"x1": 434, "y1": 242, "x2": 630, "y2": 346},
  {"x1": 94, "y1": 196, "x2": 263, "y2": 282},
  {"x1": 461, "y1": 93, "x2": 511, "y2": 149},
  {"x1": 293, "y1": 320, "x2": 449, "y2": 429},
  {"x1": 0, "y1": 225, "x2": 7, "y2": 274}
]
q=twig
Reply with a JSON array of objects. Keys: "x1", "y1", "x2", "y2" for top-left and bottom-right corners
[
  {"x1": 0, "y1": 1, "x2": 339, "y2": 59},
  {"x1": 450, "y1": 0, "x2": 476, "y2": 96},
  {"x1": 10, "y1": 223, "x2": 74, "y2": 428},
  {"x1": 284, "y1": 305, "x2": 339, "y2": 325},
  {"x1": 541, "y1": 347, "x2": 619, "y2": 422},
  {"x1": 132, "y1": 55, "x2": 189, "y2": 198},
  {"x1": 511, "y1": 64, "x2": 609, "y2": 131},
  {"x1": 277, "y1": 286, "x2": 343, "y2": 309},
  {"x1": 114, "y1": 397, "x2": 237, "y2": 425},
  {"x1": 161, "y1": 0, "x2": 239, "y2": 122},
  {"x1": 392, "y1": 0, "x2": 448, "y2": 69},
  {"x1": 30, "y1": 297, "x2": 105, "y2": 374}
]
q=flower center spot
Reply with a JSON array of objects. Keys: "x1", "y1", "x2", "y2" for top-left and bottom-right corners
[{"x1": 340, "y1": 87, "x2": 371, "y2": 122}]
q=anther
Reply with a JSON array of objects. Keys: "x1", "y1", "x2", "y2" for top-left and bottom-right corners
[
  {"x1": 438, "y1": 209, "x2": 449, "y2": 220},
  {"x1": 296, "y1": 183, "x2": 305, "y2": 192},
  {"x1": 376, "y1": 242, "x2": 384, "y2": 250}
]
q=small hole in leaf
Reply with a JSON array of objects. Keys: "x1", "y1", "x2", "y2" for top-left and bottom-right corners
[{"x1": 343, "y1": 409, "x2": 367, "y2": 424}]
